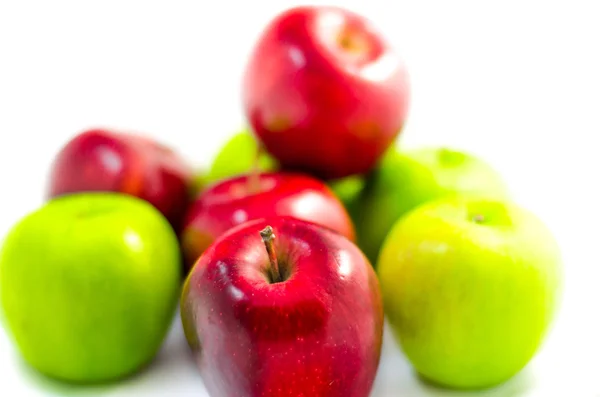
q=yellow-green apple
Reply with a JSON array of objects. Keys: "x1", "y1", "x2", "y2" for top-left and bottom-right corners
[
  {"x1": 0, "y1": 193, "x2": 181, "y2": 383},
  {"x1": 243, "y1": 5, "x2": 410, "y2": 179},
  {"x1": 377, "y1": 197, "x2": 563, "y2": 389},
  {"x1": 181, "y1": 217, "x2": 384, "y2": 397},
  {"x1": 356, "y1": 146, "x2": 508, "y2": 264}
]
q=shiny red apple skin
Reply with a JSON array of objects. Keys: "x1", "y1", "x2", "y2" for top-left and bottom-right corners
[
  {"x1": 181, "y1": 171, "x2": 355, "y2": 270},
  {"x1": 243, "y1": 5, "x2": 410, "y2": 180},
  {"x1": 181, "y1": 217, "x2": 384, "y2": 397},
  {"x1": 47, "y1": 128, "x2": 193, "y2": 231}
]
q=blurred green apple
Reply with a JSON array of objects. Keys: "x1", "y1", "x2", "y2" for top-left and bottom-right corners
[
  {"x1": 328, "y1": 175, "x2": 366, "y2": 220},
  {"x1": 190, "y1": 169, "x2": 207, "y2": 198},
  {"x1": 377, "y1": 197, "x2": 563, "y2": 389},
  {"x1": 355, "y1": 147, "x2": 508, "y2": 264},
  {"x1": 206, "y1": 129, "x2": 365, "y2": 216},
  {"x1": 0, "y1": 193, "x2": 181, "y2": 383},
  {"x1": 205, "y1": 129, "x2": 278, "y2": 186}
]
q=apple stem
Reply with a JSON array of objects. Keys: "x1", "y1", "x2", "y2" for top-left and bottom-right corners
[
  {"x1": 260, "y1": 226, "x2": 282, "y2": 283},
  {"x1": 247, "y1": 144, "x2": 263, "y2": 194}
]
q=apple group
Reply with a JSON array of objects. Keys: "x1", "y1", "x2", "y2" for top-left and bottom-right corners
[{"x1": 0, "y1": 4, "x2": 562, "y2": 397}]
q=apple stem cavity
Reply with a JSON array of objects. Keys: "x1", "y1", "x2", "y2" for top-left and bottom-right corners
[
  {"x1": 472, "y1": 214, "x2": 486, "y2": 224},
  {"x1": 260, "y1": 226, "x2": 282, "y2": 283},
  {"x1": 338, "y1": 30, "x2": 366, "y2": 54}
]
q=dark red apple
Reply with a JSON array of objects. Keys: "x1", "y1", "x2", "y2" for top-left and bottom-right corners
[
  {"x1": 47, "y1": 128, "x2": 194, "y2": 231},
  {"x1": 181, "y1": 217, "x2": 384, "y2": 397},
  {"x1": 242, "y1": 5, "x2": 410, "y2": 180},
  {"x1": 181, "y1": 171, "x2": 354, "y2": 270}
]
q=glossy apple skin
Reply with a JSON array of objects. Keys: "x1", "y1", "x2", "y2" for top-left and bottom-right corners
[
  {"x1": 243, "y1": 5, "x2": 410, "y2": 180},
  {"x1": 0, "y1": 192, "x2": 182, "y2": 383},
  {"x1": 356, "y1": 147, "x2": 508, "y2": 265},
  {"x1": 205, "y1": 129, "x2": 366, "y2": 217},
  {"x1": 181, "y1": 172, "x2": 355, "y2": 270},
  {"x1": 377, "y1": 197, "x2": 562, "y2": 389},
  {"x1": 181, "y1": 217, "x2": 384, "y2": 397},
  {"x1": 47, "y1": 128, "x2": 193, "y2": 231}
]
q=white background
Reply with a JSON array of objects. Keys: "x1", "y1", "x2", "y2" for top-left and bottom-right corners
[{"x1": 1, "y1": 1, "x2": 599, "y2": 396}]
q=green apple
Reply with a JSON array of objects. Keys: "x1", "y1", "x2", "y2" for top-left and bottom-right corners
[
  {"x1": 377, "y1": 197, "x2": 563, "y2": 389},
  {"x1": 190, "y1": 169, "x2": 207, "y2": 198},
  {"x1": 0, "y1": 192, "x2": 182, "y2": 383},
  {"x1": 205, "y1": 129, "x2": 278, "y2": 185},
  {"x1": 356, "y1": 146, "x2": 508, "y2": 265},
  {"x1": 328, "y1": 175, "x2": 366, "y2": 221},
  {"x1": 206, "y1": 128, "x2": 364, "y2": 217}
]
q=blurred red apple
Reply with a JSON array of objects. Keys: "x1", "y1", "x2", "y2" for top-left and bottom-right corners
[
  {"x1": 181, "y1": 217, "x2": 383, "y2": 397},
  {"x1": 243, "y1": 5, "x2": 410, "y2": 179},
  {"x1": 47, "y1": 128, "x2": 193, "y2": 231},
  {"x1": 181, "y1": 171, "x2": 354, "y2": 270}
]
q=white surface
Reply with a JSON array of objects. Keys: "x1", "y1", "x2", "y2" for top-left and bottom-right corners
[{"x1": 1, "y1": 1, "x2": 599, "y2": 396}]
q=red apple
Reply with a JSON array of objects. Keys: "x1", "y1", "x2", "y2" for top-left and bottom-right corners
[
  {"x1": 47, "y1": 128, "x2": 193, "y2": 231},
  {"x1": 242, "y1": 5, "x2": 410, "y2": 180},
  {"x1": 181, "y1": 171, "x2": 355, "y2": 270},
  {"x1": 181, "y1": 217, "x2": 384, "y2": 397}
]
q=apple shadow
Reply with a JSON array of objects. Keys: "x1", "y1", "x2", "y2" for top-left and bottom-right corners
[
  {"x1": 13, "y1": 356, "x2": 118, "y2": 396},
  {"x1": 414, "y1": 369, "x2": 533, "y2": 397},
  {"x1": 125, "y1": 313, "x2": 204, "y2": 388},
  {"x1": 371, "y1": 321, "x2": 534, "y2": 397},
  {"x1": 9, "y1": 314, "x2": 203, "y2": 396}
]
